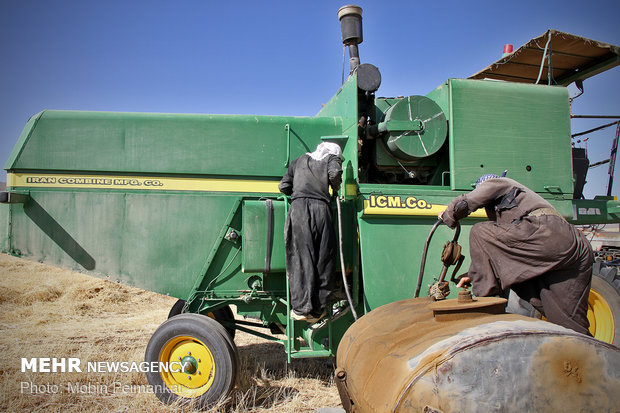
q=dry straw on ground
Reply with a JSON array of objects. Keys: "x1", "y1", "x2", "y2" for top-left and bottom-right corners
[{"x1": 0, "y1": 253, "x2": 341, "y2": 412}]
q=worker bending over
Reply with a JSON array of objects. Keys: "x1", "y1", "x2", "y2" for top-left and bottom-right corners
[
  {"x1": 279, "y1": 142, "x2": 343, "y2": 323},
  {"x1": 440, "y1": 174, "x2": 594, "y2": 335}
]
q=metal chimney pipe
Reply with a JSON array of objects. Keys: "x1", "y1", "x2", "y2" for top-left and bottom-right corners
[{"x1": 338, "y1": 5, "x2": 363, "y2": 73}]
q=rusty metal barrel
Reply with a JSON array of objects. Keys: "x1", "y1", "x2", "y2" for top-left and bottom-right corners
[{"x1": 335, "y1": 294, "x2": 620, "y2": 413}]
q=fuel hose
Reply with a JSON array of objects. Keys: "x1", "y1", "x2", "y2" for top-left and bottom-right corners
[
  {"x1": 336, "y1": 195, "x2": 359, "y2": 321},
  {"x1": 415, "y1": 219, "x2": 442, "y2": 298}
]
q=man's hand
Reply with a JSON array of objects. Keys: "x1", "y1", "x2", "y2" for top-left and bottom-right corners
[{"x1": 456, "y1": 276, "x2": 472, "y2": 288}]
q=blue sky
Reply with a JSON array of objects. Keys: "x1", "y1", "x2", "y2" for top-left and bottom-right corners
[{"x1": 1, "y1": 0, "x2": 618, "y2": 198}]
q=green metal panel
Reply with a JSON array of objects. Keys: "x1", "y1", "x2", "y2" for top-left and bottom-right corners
[
  {"x1": 356, "y1": 183, "x2": 620, "y2": 311},
  {"x1": 6, "y1": 190, "x2": 262, "y2": 299},
  {"x1": 316, "y1": 75, "x2": 358, "y2": 132},
  {"x1": 242, "y1": 200, "x2": 286, "y2": 273},
  {"x1": 570, "y1": 197, "x2": 620, "y2": 224},
  {"x1": 446, "y1": 79, "x2": 572, "y2": 193},
  {"x1": 357, "y1": 184, "x2": 479, "y2": 310},
  {"x1": 5, "y1": 110, "x2": 342, "y2": 178},
  {"x1": 0, "y1": 204, "x2": 8, "y2": 253},
  {"x1": 425, "y1": 82, "x2": 451, "y2": 122},
  {"x1": 316, "y1": 75, "x2": 360, "y2": 197}
]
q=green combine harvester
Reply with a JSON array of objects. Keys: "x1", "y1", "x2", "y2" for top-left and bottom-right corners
[{"x1": 2, "y1": 5, "x2": 619, "y2": 410}]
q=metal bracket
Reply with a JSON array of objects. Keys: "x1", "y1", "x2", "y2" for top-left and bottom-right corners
[
  {"x1": 284, "y1": 124, "x2": 291, "y2": 167},
  {"x1": 0, "y1": 191, "x2": 29, "y2": 204},
  {"x1": 544, "y1": 185, "x2": 563, "y2": 194}
]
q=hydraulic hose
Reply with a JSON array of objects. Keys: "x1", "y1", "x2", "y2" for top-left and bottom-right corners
[
  {"x1": 336, "y1": 195, "x2": 359, "y2": 321},
  {"x1": 414, "y1": 219, "x2": 442, "y2": 298}
]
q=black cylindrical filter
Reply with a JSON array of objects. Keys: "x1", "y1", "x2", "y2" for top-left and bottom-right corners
[{"x1": 338, "y1": 5, "x2": 363, "y2": 45}]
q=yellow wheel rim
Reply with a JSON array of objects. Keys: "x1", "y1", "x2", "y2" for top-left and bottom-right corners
[
  {"x1": 159, "y1": 335, "x2": 215, "y2": 398},
  {"x1": 587, "y1": 288, "x2": 615, "y2": 344}
]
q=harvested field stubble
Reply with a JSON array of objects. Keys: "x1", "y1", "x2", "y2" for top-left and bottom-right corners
[{"x1": 0, "y1": 254, "x2": 341, "y2": 412}]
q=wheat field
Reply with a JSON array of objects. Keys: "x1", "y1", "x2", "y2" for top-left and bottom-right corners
[{"x1": 0, "y1": 253, "x2": 341, "y2": 412}]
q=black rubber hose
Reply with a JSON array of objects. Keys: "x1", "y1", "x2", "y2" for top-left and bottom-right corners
[
  {"x1": 415, "y1": 219, "x2": 442, "y2": 298},
  {"x1": 336, "y1": 196, "x2": 359, "y2": 321}
]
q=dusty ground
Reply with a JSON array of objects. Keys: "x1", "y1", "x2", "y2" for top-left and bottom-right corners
[{"x1": 0, "y1": 253, "x2": 341, "y2": 412}]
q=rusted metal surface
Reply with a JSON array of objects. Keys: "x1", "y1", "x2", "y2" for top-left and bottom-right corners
[{"x1": 336, "y1": 296, "x2": 620, "y2": 412}]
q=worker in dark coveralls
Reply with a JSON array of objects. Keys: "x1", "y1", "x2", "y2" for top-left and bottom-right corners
[
  {"x1": 440, "y1": 174, "x2": 594, "y2": 335},
  {"x1": 279, "y1": 142, "x2": 343, "y2": 323}
]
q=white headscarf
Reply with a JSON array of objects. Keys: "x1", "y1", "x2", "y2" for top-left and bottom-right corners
[{"x1": 307, "y1": 142, "x2": 342, "y2": 161}]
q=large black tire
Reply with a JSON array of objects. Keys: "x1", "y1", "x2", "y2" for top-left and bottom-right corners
[
  {"x1": 589, "y1": 273, "x2": 620, "y2": 346},
  {"x1": 145, "y1": 313, "x2": 238, "y2": 409},
  {"x1": 168, "y1": 299, "x2": 236, "y2": 340}
]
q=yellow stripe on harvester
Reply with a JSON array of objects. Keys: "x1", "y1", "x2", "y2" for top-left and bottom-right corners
[
  {"x1": 7, "y1": 173, "x2": 281, "y2": 194},
  {"x1": 363, "y1": 194, "x2": 488, "y2": 218}
]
